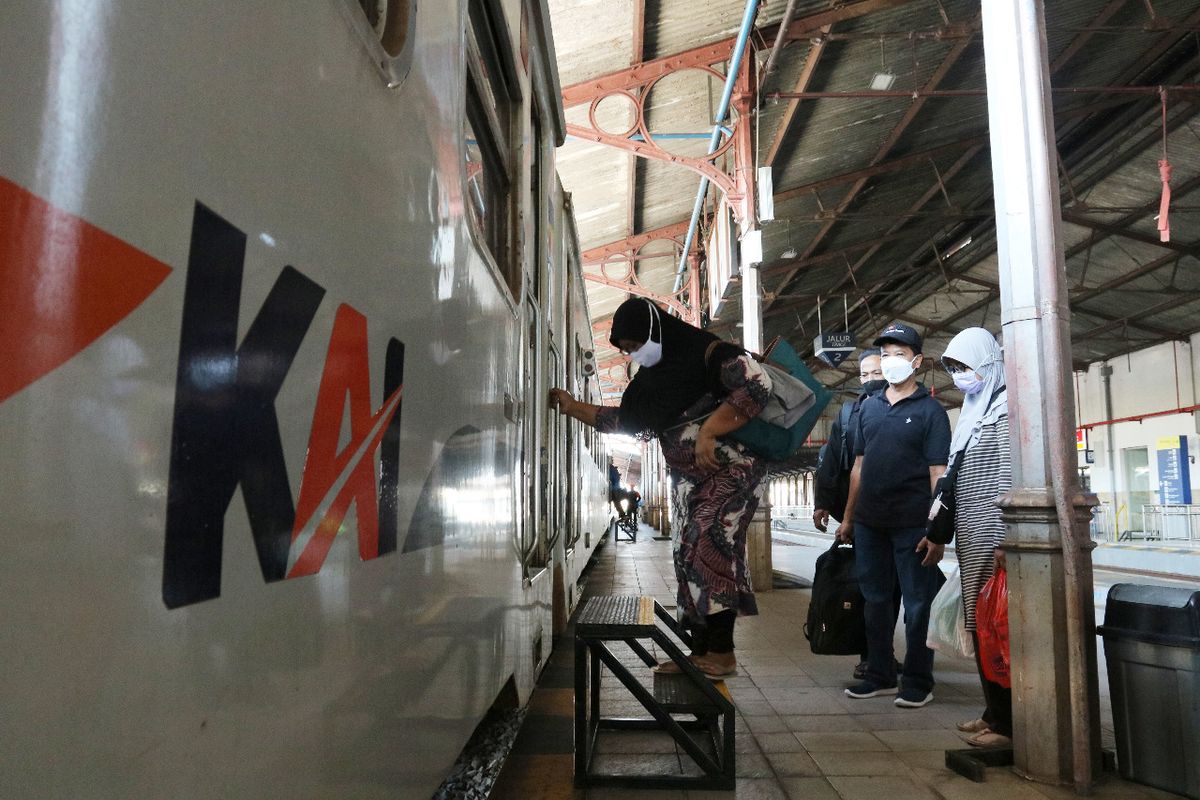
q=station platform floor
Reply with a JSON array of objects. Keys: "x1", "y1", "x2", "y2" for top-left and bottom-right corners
[{"x1": 491, "y1": 524, "x2": 1184, "y2": 800}]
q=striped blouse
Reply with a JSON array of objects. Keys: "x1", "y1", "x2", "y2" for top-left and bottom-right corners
[{"x1": 953, "y1": 415, "x2": 1012, "y2": 631}]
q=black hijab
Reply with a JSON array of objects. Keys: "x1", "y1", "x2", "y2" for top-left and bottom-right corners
[{"x1": 608, "y1": 299, "x2": 742, "y2": 436}]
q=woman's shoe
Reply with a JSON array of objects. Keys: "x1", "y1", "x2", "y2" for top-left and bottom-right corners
[
  {"x1": 696, "y1": 662, "x2": 737, "y2": 681},
  {"x1": 651, "y1": 654, "x2": 701, "y2": 674},
  {"x1": 694, "y1": 654, "x2": 737, "y2": 680},
  {"x1": 966, "y1": 730, "x2": 1012, "y2": 748},
  {"x1": 956, "y1": 718, "x2": 990, "y2": 733}
]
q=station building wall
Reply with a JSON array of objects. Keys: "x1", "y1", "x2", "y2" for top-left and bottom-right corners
[{"x1": 1072, "y1": 335, "x2": 1200, "y2": 530}]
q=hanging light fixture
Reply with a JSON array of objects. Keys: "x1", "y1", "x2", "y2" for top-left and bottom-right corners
[
  {"x1": 869, "y1": 36, "x2": 896, "y2": 91},
  {"x1": 781, "y1": 221, "x2": 796, "y2": 259}
]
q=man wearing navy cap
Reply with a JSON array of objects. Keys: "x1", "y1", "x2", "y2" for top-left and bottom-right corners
[{"x1": 836, "y1": 322, "x2": 951, "y2": 708}]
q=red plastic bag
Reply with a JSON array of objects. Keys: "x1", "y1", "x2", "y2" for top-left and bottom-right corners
[{"x1": 975, "y1": 568, "x2": 1011, "y2": 688}]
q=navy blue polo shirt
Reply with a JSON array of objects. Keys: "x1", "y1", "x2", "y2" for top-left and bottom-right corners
[{"x1": 853, "y1": 384, "x2": 951, "y2": 529}]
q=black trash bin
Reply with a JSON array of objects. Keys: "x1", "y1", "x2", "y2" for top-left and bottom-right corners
[{"x1": 1098, "y1": 584, "x2": 1200, "y2": 800}]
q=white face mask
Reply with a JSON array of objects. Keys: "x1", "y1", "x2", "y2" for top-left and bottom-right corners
[
  {"x1": 881, "y1": 354, "x2": 917, "y2": 385},
  {"x1": 953, "y1": 372, "x2": 986, "y2": 394},
  {"x1": 629, "y1": 304, "x2": 663, "y2": 368}
]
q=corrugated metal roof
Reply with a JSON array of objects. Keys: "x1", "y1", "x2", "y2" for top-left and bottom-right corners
[{"x1": 548, "y1": 0, "x2": 1200, "y2": 401}]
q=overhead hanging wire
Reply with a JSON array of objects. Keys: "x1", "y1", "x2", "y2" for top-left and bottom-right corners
[{"x1": 1158, "y1": 86, "x2": 1172, "y2": 242}]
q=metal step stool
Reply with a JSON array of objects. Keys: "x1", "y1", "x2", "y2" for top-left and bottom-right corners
[
  {"x1": 612, "y1": 513, "x2": 638, "y2": 543},
  {"x1": 574, "y1": 595, "x2": 735, "y2": 790}
]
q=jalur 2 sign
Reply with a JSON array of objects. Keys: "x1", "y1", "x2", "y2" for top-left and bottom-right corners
[{"x1": 813, "y1": 332, "x2": 856, "y2": 368}]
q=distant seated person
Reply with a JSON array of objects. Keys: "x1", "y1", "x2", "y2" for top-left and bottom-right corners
[
  {"x1": 609, "y1": 465, "x2": 632, "y2": 515},
  {"x1": 623, "y1": 487, "x2": 642, "y2": 520},
  {"x1": 612, "y1": 487, "x2": 636, "y2": 518}
]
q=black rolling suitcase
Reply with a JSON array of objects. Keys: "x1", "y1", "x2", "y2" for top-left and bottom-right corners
[{"x1": 804, "y1": 541, "x2": 868, "y2": 655}]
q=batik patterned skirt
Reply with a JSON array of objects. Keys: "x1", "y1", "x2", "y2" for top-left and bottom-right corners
[{"x1": 662, "y1": 418, "x2": 765, "y2": 622}]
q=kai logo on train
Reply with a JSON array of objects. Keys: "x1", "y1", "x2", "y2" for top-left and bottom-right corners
[
  {"x1": 162, "y1": 204, "x2": 406, "y2": 609},
  {"x1": 1, "y1": 183, "x2": 406, "y2": 609}
]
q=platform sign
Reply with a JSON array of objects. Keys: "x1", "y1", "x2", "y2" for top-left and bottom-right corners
[
  {"x1": 1076, "y1": 428, "x2": 1086, "y2": 451},
  {"x1": 1155, "y1": 435, "x2": 1192, "y2": 505},
  {"x1": 813, "y1": 331, "x2": 856, "y2": 367},
  {"x1": 706, "y1": 201, "x2": 736, "y2": 317}
]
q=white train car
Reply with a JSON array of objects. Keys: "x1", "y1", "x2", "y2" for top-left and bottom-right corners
[{"x1": 0, "y1": 1, "x2": 609, "y2": 797}]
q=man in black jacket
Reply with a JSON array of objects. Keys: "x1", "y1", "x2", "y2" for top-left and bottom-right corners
[
  {"x1": 813, "y1": 349, "x2": 898, "y2": 679},
  {"x1": 813, "y1": 349, "x2": 885, "y2": 531}
]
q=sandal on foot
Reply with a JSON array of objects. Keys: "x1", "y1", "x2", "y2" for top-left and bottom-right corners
[
  {"x1": 956, "y1": 718, "x2": 990, "y2": 733},
  {"x1": 694, "y1": 657, "x2": 737, "y2": 681},
  {"x1": 966, "y1": 730, "x2": 1012, "y2": 748},
  {"x1": 651, "y1": 655, "x2": 701, "y2": 675},
  {"x1": 699, "y1": 663, "x2": 737, "y2": 681}
]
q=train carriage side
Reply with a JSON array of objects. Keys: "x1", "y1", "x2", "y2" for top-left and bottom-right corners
[
  {"x1": 556, "y1": 186, "x2": 611, "y2": 623},
  {"x1": 0, "y1": 0, "x2": 597, "y2": 798}
]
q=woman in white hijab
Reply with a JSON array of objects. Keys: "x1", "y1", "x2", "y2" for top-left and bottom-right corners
[{"x1": 942, "y1": 327, "x2": 1012, "y2": 748}]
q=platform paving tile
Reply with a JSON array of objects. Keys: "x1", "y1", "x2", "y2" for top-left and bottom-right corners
[
  {"x1": 735, "y1": 753, "x2": 775, "y2": 778},
  {"x1": 735, "y1": 701, "x2": 779, "y2": 717},
  {"x1": 777, "y1": 777, "x2": 843, "y2": 800},
  {"x1": 892, "y1": 749, "x2": 950, "y2": 771},
  {"x1": 757, "y1": 685, "x2": 826, "y2": 701},
  {"x1": 914, "y1": 768, "x2": 1051, "y2": 800},
  {"x1": 749, "y1": 674, "x2": 819, "y2": 689},
  {"x1": 741, "y1": 663, "x2": 809, "y2": 678},
  {"x1": 849, "y1": 711, "x2": 944, "y2": 731},
  {"x1": 726, "y1": 685, "x2": 767, "y2": 702},
  {"x1": 763, "y1": 750, "x2": 822, "y2": 778},
  {"x1": 743, "y1": 714, "x2": 790, "y2": 735},
  {"x1": 733, "y1": 732, "x2": 764, "y2": 755},
  {"x1": 780, "y1": 714, "x2": 866, "y2": 732},
  {"x1": 827, "y1": 775, "x2": 940, "y2": 800},
  {"x1": 752, "y1": 732, "x2": 805, "y2": 753},
  {"x1": 766, "y1": 696, "x2": 847, "y2": 716},
  {"x1": 686, "y1": 778, "x2": 789, "y2": 800},
  {"x1": 807, "y1": 750, "x2": 916, "y2": 777},
  {"x1": 593, "y1": 730, "x2": 680, "y2": 754},
  {"x1": 873, "y1": 727, "x2": 971, "y2": 752},
  {"x1": 585, "y1": 790, "x2": 685, "y2": 800},
  {"x1": 590, "y1": 752, "x2": 683, "y2": 777},
  {"x1": 794, "y1": 730, "x2": 890, "y2": 753},
  {"x1": 1032, "y1": 778, "x2": 1191, "y2": 799}
]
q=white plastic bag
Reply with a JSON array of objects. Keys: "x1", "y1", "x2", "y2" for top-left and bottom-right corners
[{"x1": 926, "y1": 565, "x2": 975, "y2": 658}]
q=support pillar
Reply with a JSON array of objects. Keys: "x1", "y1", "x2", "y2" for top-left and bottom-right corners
[
  {"x1": 741, "y1": 264, "x2": 763, "y2": 354},
  {"x1": 740, "y1": 259, "x2": 769, "y2": 590},
  {"x1": 981, "y1": 0, "x2": 1100, "y2": 790},
  {"x1": 746, "y1": 493, "x2": 773, "y2": 594}
]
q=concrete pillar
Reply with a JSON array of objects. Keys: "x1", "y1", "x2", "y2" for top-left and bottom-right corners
[
  {"x1": 981, "y1": 0, "x2": 1101, "y2": 789},
  {"x1": 741, "y1": 264, "x2": 763, "y2": 354},
  {"x1": 655, "y1": 449, "x2": 668, "y2": 535},
  {"x1": 746, "y1": 501, "x2": 772, "y2": 594}
]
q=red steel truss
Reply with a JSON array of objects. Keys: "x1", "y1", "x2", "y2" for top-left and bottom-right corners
[
  {"x1": 582, "y1": 222, "x2": 703, "y2": 325},
  {"x1": 563, "y1": 39, "x2": 757, "y2": 226}
]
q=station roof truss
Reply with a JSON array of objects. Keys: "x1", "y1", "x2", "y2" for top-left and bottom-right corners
[{"x1": 547, "y1": 0, "x2": 1200, "y2": 404}]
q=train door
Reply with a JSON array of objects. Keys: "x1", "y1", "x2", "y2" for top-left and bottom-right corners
[
  {"x1": 543, "y1": 344, "x2": 563, "y2": 564},
  {"x1": 520, "y1": 296, "x2": 545, "y2": 577}
]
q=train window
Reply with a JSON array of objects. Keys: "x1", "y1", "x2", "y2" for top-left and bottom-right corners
[
  {"x1": 341, "y1": 0, "x2": 415, "y2": 87},
  {"x1": 464, "y1": 0, "x2": 521, "y2": 298}
]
